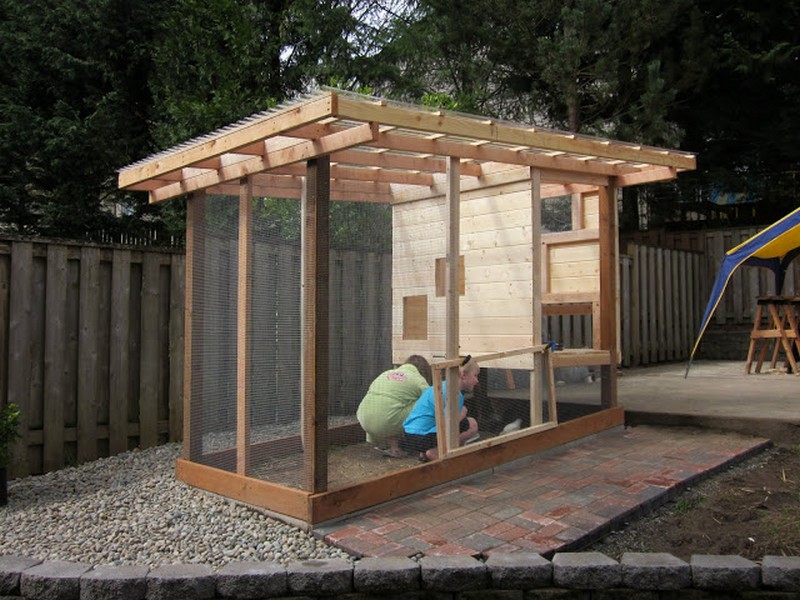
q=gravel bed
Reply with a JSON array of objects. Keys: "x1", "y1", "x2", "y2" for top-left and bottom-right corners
[{"x1": 0, "y1": 443, "x2": 354, "y2": 569}]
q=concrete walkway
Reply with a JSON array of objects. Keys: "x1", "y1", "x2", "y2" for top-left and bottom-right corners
[
  {"x1": 620, "y1": 360, "x2": 799, "y2": 443},
  {"x1": 313, "y1": 360, "x2": 795, "y2": 559}
]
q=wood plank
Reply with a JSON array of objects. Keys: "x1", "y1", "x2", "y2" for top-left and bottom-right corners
[
  {"x1": 530, "y1": 168, "x2": 543, "y2": 426},
  {"x1": 620, "y1": 254, "x2": 632, "y2": 366},
  {"x1": 308, "y1": 407, "x2": 624, "y2": 524},
  {"x1": 138, "y1": 253, "x2": 161, "y2": 449},
  {"x1": 119, "y1": 92, "x2": 336, "y2": 188},
  {"x1": 77, "y1": 246, "x2": 101, "y2": 464},
  {"x1": 571, "y1": 193, "x2": 584, "y2": 230},
  {"x1": 371, "y1": 129, "x2": 617, "y2": 182},
  {"x1": 638, "y1": 247, "x2": 649, "y2": 363},
  {"x1": 597, "y1": 185, "x2": 617, "y2": 408},
  {"x1": 0, "y1": 254, "x2": 9, "y2": 442},
  {"x1": 552, "y1": 349, "x2": 611, "y2": 367},
  {"x1": 679, "y1": 251, "x2": 689, "y2": 359},
  {"x1": 109, "y1": 249, "x2": 131, "y2": 455},
  {"x1": 335, "y1": 95, "x2": 696, "y2": 170},
  {"x1": 238, "y1": 178, "x2": 253, "y2": 475},
  {"x1": 150, "y1": 123, "x2": 378, "y2": 202},
  {"x1": 445, "y1": 156, "x2": 461, "y2": 452},
  {"x1": 43, "y1": 245, "x2": 68, "y2": 472},
  {"x1": 647, "y1": 247, "x2": 658, "y2": 363},
  {"x1": 168, "y1": 254, "x2": 185, "y2": 442},
  {"x1": 7, "y1": 242, "x2": 33, "y2": 478},
  {"x1": 176, "y1": 458, "x2": 311, "y2": 523},
  {"x1": 302, "y1": 157, "x2": 330, "y2": 493}
]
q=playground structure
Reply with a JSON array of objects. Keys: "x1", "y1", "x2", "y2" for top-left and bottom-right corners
[{"x1": 118, "y1": 89, "x2": 696, "y2": 525}]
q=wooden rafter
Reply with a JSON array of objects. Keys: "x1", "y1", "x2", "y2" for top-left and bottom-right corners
[{"x1": 118, "y1": 89, "x2": 696, "y2": 204}]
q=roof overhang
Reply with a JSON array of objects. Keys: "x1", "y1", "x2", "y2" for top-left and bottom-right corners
[{"x1": 118, "y1": 89, "x2": 696, "y2": 204}]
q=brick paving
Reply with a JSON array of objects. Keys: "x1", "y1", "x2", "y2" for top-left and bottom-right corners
[{"x1": 313, "y1": 425, "x2": 770, "y2": 559}]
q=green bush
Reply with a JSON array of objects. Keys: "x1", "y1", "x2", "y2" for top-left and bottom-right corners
[{"x1": 0, "y1": 403, "x2": 21, "y2": 467}]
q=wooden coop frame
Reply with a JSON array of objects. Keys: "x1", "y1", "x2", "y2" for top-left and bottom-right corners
[{"x1": 118, "y1": 89, "x2": 695, "y2": 526}]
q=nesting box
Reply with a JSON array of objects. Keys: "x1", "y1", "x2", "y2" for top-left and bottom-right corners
[{"x1": 118, "y1": 90, "x2": 695, "y2": 526}]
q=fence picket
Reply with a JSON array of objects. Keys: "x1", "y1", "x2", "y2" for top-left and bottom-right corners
[
  {"x1": 109, "y1": 250, "x2": 131, "y2": 455},
  {"x1": 43, "y1": 245, "x2": 68, "y2": 473},
  {"x1": 77, "y1": 247, "x2": 101, "y2": 463},
  {"x1": 7, "y1": 243, "x2": 33, "y2": 478},
  {"x1": 138, "y1": 253, "x2": 161, "y2": 449}
]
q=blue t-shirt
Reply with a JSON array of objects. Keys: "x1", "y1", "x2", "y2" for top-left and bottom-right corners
[{"x1": 403, "y1": 382, "x2": 464, "y2": 436}]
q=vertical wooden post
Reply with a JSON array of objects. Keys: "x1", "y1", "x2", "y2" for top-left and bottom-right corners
[
  {"x1": 302, "y1": 156, "x2": 330, "y2": 492},
  {"x1": 183, "y1": 193, "x2": 205, "y2": 461},
  {"x1": 598, "y1": 184, "x2": 618, "y2": 408},
  {"x1": 570, "y1": 192, "x2": 584, "y2": 230},
  {"x1": 444, "y1": 156, "x2": 460, "y2": 453},
  {"x1": 237, "y1": 178, "x2": 253, "y2": 475},
  {"x1": 530, "y1": 168, "x2": 545, "y2": 424}
]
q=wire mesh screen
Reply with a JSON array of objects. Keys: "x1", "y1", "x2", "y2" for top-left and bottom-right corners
[
  {"x1": 245, "y1": 196, "x2": 304, "y2": 488},
  {"x1": 324, "y1": 202, "x2": 395, "y2": 490},
  {"x1": 192, "y1": 194, "x2": 239, "y2": 472},
  {"x1": 234, "y1": 198, "x2": 395, "y2": 491}
]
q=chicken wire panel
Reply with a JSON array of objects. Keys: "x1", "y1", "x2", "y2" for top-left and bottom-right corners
[
  {"x1": 247, "y1": 197, "x2": 304, "y2": 489},
  {"x1": 244, "y1": 198, "x2": 394, "y2": 491},
  {"x1": 325, "y1": 201, "x2": 395, "y2": 491},
  {"x1": 193, "y1": 194, "x2": 239, "y2": 472}
]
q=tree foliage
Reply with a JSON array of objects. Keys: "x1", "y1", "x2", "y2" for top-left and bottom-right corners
[{"x1": 0, "y1": 0, "x2": 798, "y2": 238}]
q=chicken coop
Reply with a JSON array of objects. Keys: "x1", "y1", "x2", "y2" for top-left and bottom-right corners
[{"x1": 118, "y1": 89, "x2": 696, "y2": 526}]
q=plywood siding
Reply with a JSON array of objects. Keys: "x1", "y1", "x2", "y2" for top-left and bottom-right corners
[
  {"x1": 393, "y1": 181, "x2": 606, "y2": 368},
  {"x1": 395, "y1": 184, "x2": 525, "y2": 366}
]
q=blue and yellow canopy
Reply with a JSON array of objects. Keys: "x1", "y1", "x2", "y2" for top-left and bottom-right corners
[{"x1": 687, "y1": 206, "x2": 800, "y2": 372}]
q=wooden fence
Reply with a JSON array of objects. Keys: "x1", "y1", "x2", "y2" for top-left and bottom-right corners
[
  {"x1": 542, "y1": 244, "x2": 707, "y2": 368},
  {"x1": 3, "y1": 226, "x2": 794, "y2": 477},
  {"x1": 0, "y1": 237, "x2": 392, "y2": 478},
  {"x1": 0, "y1": 239, "x2": 185, "y2": 478}
]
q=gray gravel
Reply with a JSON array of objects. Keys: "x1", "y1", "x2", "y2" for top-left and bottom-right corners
[{"x1": 0, "y1": 444, "x2": 354, "y2": 569}]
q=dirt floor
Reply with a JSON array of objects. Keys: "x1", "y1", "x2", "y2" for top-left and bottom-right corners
[{"x1": 587, "y1": 441, "x2": 800, "y2": 561}]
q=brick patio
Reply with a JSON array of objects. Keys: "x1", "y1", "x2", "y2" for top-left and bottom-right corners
[{"x1": 313, "y1": 425, "x2": 770, "y2": 558}]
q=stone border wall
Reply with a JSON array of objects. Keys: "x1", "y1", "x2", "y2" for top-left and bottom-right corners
[{"x1": 2, "y1": 552, "x2": 799, "y2": 599}]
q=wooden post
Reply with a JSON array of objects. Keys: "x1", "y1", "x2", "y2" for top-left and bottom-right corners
[
  {"x1": 445, "y1": 156, "x2": 460, "y2": 453},
  {"x1": 302, "y1": 156, "x2": 330, "y2": 492},
  {"x1": 598, "y1": 184, "x2": 618, "y2": 408},
  {"x1": 237, "y1": 178, "x2": 253, "y2": 475},
  {"x1": 183, "y1": 193, "x2": 205, "y2": 461},
  {"x1": 530, "y1": 168, "x2": 545, "y2": 424}
]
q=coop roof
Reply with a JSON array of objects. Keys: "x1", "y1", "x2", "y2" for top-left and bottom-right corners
[{"x1": 118, "y1": 88, "x2": 696, "y2": 204}]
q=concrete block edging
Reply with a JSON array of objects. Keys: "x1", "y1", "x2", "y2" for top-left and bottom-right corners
[{"x1": 0, "y1": 552, "x2": 798, "y2": 599}]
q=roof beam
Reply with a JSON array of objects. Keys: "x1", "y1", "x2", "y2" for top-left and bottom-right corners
[
  {"x1": 373, "y1": 131, "x2": 629, "y2": 178},
  {"x1": 615, "y1": 166, "x2": 677, "y2": 187},
  {"x1": 147, "y1": 122, "x2": 378, "y2": 203},
  {"x1": 269, "y1": 163, "x2": 434, "y2": 186},
  {"x1": 120, "y1": 91, "x2": 337, "y2": 188},
  {"x1": 207, "y1": 173, "x2": 393, "y2": 203},
  {"x1": 334, "y1": 95, "x2": 695, "y2": 170},
  {"x1": 391, "y1": 165, "x2": 601, "y2": 205}
]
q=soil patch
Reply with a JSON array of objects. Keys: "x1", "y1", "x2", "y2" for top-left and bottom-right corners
[{"x1": 587, "y1": 442, "x2": 800, "y2": 561}]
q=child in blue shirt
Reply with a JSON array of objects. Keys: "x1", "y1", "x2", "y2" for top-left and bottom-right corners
[{"x1": 401, "y1": 359, "x2": 480, "y2": 462}]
